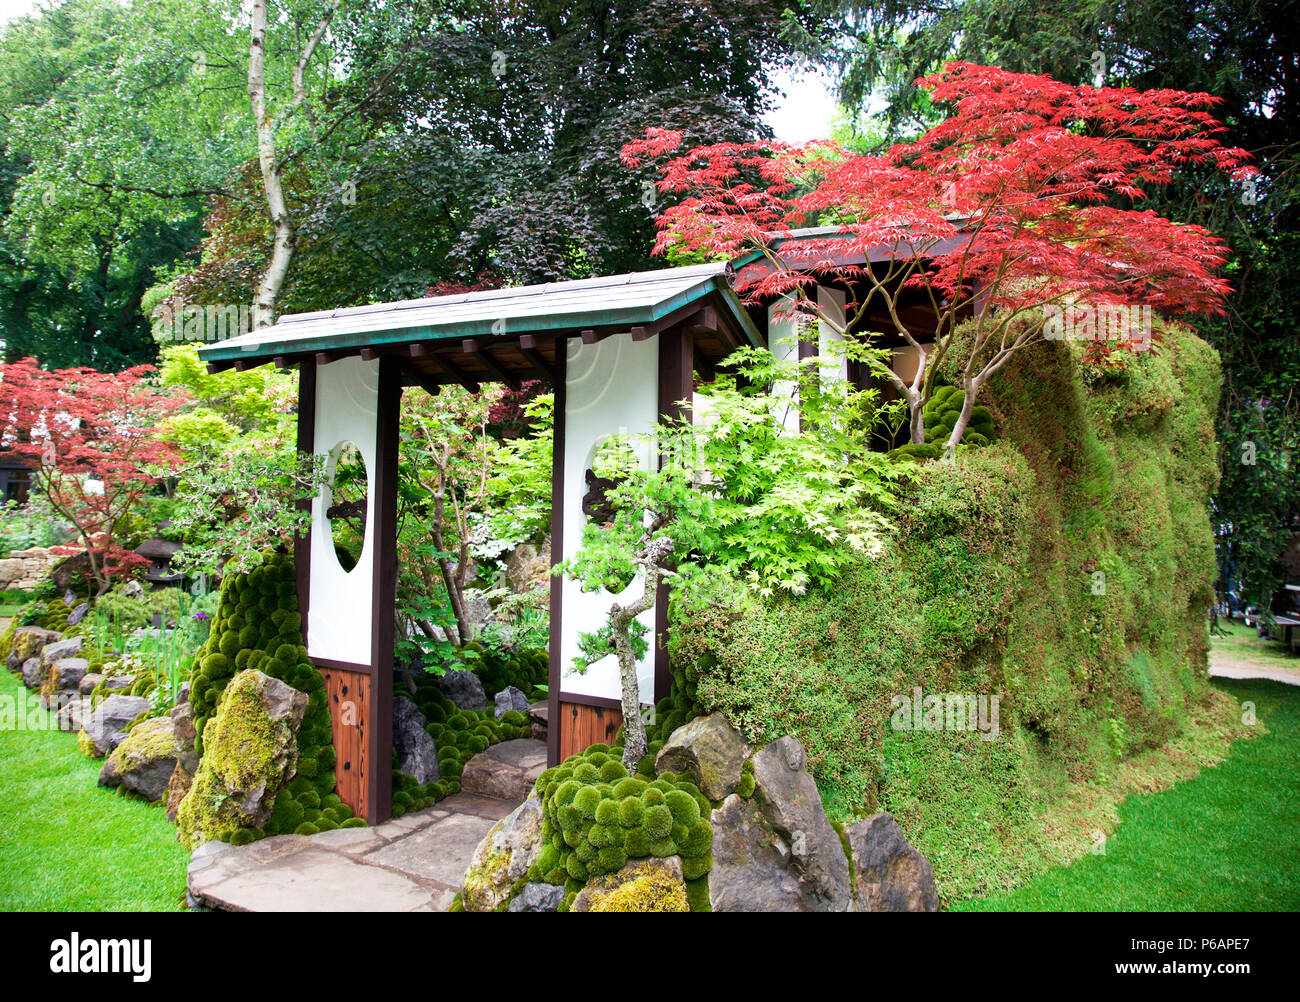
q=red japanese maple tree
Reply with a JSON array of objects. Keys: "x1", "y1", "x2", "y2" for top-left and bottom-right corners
[
  {"x1": 624, "y1": 62, "x2": 1254, "y2": 447},
  {"x1": 0, "y1": 359, "x2": 186, "y2": 593}
]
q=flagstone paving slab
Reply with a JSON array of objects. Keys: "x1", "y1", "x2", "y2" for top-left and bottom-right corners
[{"x1": 186, "y1": 791, "x2": 517, "y2": 912}]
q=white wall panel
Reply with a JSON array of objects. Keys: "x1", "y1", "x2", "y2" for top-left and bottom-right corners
[
  {"x1": 559, "y1": 334, "x2": 659, "y2": 705},
  {"x1": 308, "y1": 355, "x2": 378, "y2": 666}
]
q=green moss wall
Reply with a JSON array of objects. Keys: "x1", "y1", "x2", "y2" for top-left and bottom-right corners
[{"x1": 672, "y1": 324, "x2": 1221, "y2": 898}]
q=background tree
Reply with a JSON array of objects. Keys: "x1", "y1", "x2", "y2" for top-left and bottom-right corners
[
  {"x1": 0, "y1": 0, "x2": 209, "y2": 367},
  {"x1": 0, "y1": 358, "x2": 185, "y2": 591},
  {"x1": 627, "y1": 64, "x2": 1251, "y2": 448}
]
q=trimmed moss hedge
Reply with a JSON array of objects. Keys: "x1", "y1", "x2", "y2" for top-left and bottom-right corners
[
  {"x1": 461, "y1": 643, "x2": 548, "y2": 703},
  {"x1": 672, "y1": 322, "x2": 1223, "y2": 900},
  {"x1": 182, "y1": 552, "x2": 354, "y2": 844}
]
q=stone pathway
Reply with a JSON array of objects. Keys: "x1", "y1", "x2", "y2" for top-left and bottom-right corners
[
  {"x1": 187, "y1": 738, "x2": 549, "y2": 912},
  {"x1": 188, "y1": 793, "x2": 515, "y2": 911}
]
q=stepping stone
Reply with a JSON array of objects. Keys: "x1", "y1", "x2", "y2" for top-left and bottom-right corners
[
  {"x1": 460, "y1": 738, "x2": 547, "y2": 802},
  {"x1": 438, "y1": 791, "x2": 517, "y2": 821},
  {"x1": 190, "y1": 843, "x2": 446, "y2": 912},
  {"x1": 363, "y1": 812, "x2": 502, "y2": 887}
]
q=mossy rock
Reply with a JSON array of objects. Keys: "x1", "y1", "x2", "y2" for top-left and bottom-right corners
[{"x1": 570, "y1": 856, "x2": 690, "y2": 912}]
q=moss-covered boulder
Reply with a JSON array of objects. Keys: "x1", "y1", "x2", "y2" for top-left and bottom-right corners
[
  {"x1": 40, "y1": 658, "x2": 88, "y2": 707},
  {"x1": 654, "y1": 713, "x2": 751, "y2": 801},
  {"x1": 462, "y1": 795, "x2": 543, "y2": 912},
  {"x1": 507, "y1": 882, "x2": 565, "y2": 912},
  {"x1": 20, "y1": 657, "x2": 43, "y2": 690},
  {"x1": 165, "y1": 699, "x2": 199, "y2": 822},
  {"x1": 39, "y1": 635, "x2": 83, "y2": 669},
  {"x1": 176, "y1": 669, "x2": 307, "y2": 849},
  {"x1": 709, "y1": 737, "x2": 852, "y2": 912},
  {"x1": 98, "y1": 716, "x2": 178, "y2": 802},
  {"x1": 5, "y1": 626, "x2": 61, "y2": 673},
  {"x1": 571, "y1": 856, "x2": 689, "y2": 912}
]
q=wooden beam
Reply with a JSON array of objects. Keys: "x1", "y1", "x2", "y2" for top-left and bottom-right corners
[
  {"x1": 273, "y1": 356, "x2": 291, "y2": 369},
  {"x1": 517, "y1": 334, "x2": 558, "y2": 383},
  {"x1": 685, "y1": 305, "x2": 738, "y2": 352},
  {"x1": 294, "y1": 356, "x2": 316, "y2": 637},
  {"x1": 462, "y1": 338, "x2": 522, "y2": 390},
  {"x1": 547, "y1": 345, "x2": 567, "y2": 767},
  {"x1": 315, "y1": 350, "x2": 347, "y2": 366},
  {"x1": 409, "y1": 342, "x2": 480, "y2": 392},
  {"x1": 653, "y1": 327, "x2": 693, "y2": 703},
  {"x1": 400, "y1": 361, "x2": 444, "y2": 398},
  {"x1": 630, "y1": 325, "x2": 652, "y2": 342},
  {"x1": 434, "y1": 354, "x2": 482, "y2": 394}
]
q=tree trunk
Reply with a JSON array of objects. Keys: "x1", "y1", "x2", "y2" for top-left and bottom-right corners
[
  {"x1": 944, "y1": 377, "x2": 980, "y2": 451},
  {"x1": 246, "y1": 0, "x2": 337, "y2": 329},
  {"x1": 908, "y1": 391, "x2": 926, "y2": 445},
  {"x1": 608, "y1": 536, "x2": 672, "y2": 771},
  {"x1": 611, "y1": 605, "x2": 648, "y2": 769},
  {"x1": 247, "y1": 1, "x2": 291, "y2": 330}
]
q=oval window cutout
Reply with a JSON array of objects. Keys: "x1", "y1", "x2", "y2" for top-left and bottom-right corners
[
  {"x1": 326, "y1": 441, "x2": 367, "y2": 572},
  {"x1": 581, "y1": 436, "x2": 636, "y2": 593}
]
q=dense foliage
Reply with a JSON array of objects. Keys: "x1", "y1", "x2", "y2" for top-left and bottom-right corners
[{"x1": 673, "y1": 321, "x2": 1222, "y2": 899}]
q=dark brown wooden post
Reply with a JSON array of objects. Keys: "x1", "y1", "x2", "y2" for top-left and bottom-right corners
[
  {"x1": 654, "y1": 326, "x2": 693, "y2": 703},
  {"x1": 367, "y1": 355, "x2": 401, "y2": 823},
  {"x1": 547, "y1": 341, "x2": 567, "y2": 766},
  {"x1": 294, "y1": 357, "x2": 316, "y2": 624}
]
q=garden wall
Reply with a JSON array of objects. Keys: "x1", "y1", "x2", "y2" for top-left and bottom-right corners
[
  {"x1": 672, "y1": 323, "x2": 1222, "y2": 900},
  {"x1": 0, "y1": 547, "x2": 66, "y2": 592}
]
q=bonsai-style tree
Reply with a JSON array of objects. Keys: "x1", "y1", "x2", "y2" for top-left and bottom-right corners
[
  {"x1": 0, "y1": 358, "x2": 186, "y2": 593},
  {"x1": 623, "y1": 62, "x2": 1254, "y2": 448},
  {"x1": 560, "y1": 348, "x2": 902, "y2": 769}
]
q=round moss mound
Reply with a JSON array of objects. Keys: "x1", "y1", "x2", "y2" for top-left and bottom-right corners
[
  {"x1": 527, "y1": 742, "x2": 715, "y2": 902},
  {"x1": 889, "y1": 384, "x2": 998, "y2": 463}
]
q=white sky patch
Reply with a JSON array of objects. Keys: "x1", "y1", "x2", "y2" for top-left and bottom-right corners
[
  {"x1": 764, "y1": 65, "x2": 838, "y2": 144},
  {"x1": 0, "y1": 0, "x2": 46, "y2": 25}
]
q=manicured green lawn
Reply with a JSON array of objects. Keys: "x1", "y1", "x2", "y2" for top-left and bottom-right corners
[
  {"x1": 0, "y1": 667, "x2": 189, "y2": 911},
  {"x1": 955, "y1": 676, "x2": 1300, "y2": 911}
]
